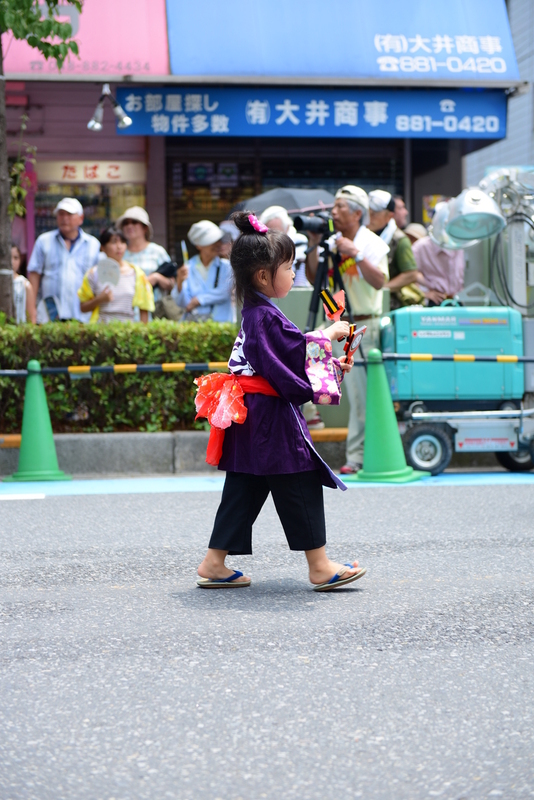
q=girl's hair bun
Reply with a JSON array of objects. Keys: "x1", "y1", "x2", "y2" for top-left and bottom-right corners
[{"x1": 230, "y1": 210, "x2": 259, "y2": 235}]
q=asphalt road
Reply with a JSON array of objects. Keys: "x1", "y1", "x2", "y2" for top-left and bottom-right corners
[{"x1": 1, "y1": 483, "x2": 533, "y2": 800}]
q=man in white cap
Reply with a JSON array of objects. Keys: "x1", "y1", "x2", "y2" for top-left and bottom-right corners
[
  {"x1": 368, "y1": 189, "x2": 419, "y2": 310},
  {"x1": 305, "y1": 185, "x2": 389, "y2": 474},
  {"x1": 28, "y1": 197, "x2": 101, "y2": 321},
  {"x1": 259, "y1": 205, "x2": 294, "y2": 234},
  {"x1": 173, "y1": 220, "x2": 234, "y2": 322}
]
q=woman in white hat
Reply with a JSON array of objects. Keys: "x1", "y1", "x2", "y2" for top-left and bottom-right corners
[
  {"x1": 173, "y1": 220, "x2": 234, "y2": 322},
  {"x1": 116, "y1": 206, "x2": 173, "y2": 299}
]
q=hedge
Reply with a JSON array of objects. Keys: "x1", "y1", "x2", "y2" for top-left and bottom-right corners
[{"x1": 0, "y1": 320, "x2": 237, "y2": 433}]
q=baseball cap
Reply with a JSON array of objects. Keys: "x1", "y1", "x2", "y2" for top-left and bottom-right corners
[
  {"x1": 404, "y1": 223, "x2": 428, "y2": 241},
  {"x1": 116, "y1": 206, "x2": 154, "y2": 239},
  {"x1": 259, "y1": 205, "x2": 293, "y2": 231},
  {"x1": 54, "y1": 197, "x2": 84, "y2": 216},
  {"x1": 335, "y1": 185, "x2": 369, "y2": 210},
  {"x1": 187, "y1": 220, "x2": 223, "y2": 247},
  {"x1": 368, "y1": 190, "x2": 396, "y2": 212},
  {"x1": 335, "y1": 185, "x2": 369, "y2": 225}
]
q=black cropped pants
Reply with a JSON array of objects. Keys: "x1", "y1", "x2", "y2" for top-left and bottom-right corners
[{"x1": 208, "y1": 470, "x2": 327, "y2": 555}]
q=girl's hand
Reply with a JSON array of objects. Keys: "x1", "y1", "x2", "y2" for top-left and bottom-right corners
[
  {"x1": 324, "y1": 320, "x2": 350, "y2": 341},
  {"x1": 338, "y1": 355, "x2": 353, "y2": 373},
  {"x1": 97, "y1": 287, "x2": 113, "y2": 305}
]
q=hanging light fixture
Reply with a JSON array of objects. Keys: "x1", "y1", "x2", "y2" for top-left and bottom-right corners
[
  {"x1": 109, "y1": 95, "x2": 133, "y2": 129},
  {"x1": 87, "y1": 83, "x2": 132, "y2": 131},
  {"x1": 87, "y1": 92, "x2": 106, "y2": 131},
  {"x1": 446, "y1": 188, "x2": 506, "y2": 242},
  {"x1": 429, "y1": 201, "x2": 480, "y2": 250}
]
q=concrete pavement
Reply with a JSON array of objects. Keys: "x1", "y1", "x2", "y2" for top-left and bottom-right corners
[{"x1": 0, "y1": 480, "x2": 533, "y2": 799}]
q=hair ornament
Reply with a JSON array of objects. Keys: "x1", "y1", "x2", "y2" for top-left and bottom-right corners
[{"x1": 248, "y1": 214, "x2": 269, "y2": 234}]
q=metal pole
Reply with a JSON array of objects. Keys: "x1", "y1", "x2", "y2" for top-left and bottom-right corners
[
  {"x1": 507, "y1": 220, "x2": 527, "y2": 311},
  {"x1": 403, "y1": 138, "x2": 412, "y2": 220}
]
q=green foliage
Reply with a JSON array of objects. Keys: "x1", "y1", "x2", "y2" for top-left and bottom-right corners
[
  {"x1": 9, "y1": 114, "x2": 37, "y2": 220},
  {"x1": 0, "y1": 0, "x2": 81, "y2": 67},
  {"x1": 0, "y1": 320, "x2": 237, "y2": 433}
]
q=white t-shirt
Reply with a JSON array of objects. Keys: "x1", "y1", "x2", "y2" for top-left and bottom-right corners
[
  {"x1": 326, "y1": 226, "x2": 390, "y2": 317},
  {"x1": 13, "y1": 274, "x2": 30, "y2": 324}
]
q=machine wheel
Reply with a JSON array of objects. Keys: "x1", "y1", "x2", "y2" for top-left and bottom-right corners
[
  {"x1": 403, "y1": 424, "x2": 453, "y2": 476},
  {"x1": 495, "y1": 450, "x2": 534, "y2": 472}
]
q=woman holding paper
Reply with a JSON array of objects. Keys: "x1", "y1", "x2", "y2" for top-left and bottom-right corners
[{"x1": 78, "y1": 227, "x2": 154, "y2": 323}]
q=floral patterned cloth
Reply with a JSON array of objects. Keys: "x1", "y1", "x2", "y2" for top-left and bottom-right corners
[{"x1": 304, "y1": 332, "x2": 343, "y2": 406}]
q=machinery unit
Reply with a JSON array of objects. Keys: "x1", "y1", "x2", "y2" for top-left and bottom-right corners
[
  {"x1": 381, "y1": 305, "x2": 524, "y2": 407},
  {"x1": 380, "y1": 305, "x2": 534, "y2": 474}
]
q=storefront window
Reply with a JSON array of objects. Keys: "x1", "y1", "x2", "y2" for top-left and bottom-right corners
[
  {"x1": 167, "y1": 161, "x2": 256, "y2": 256},
  {"x1": 34, "y1": 183, "x2": 146, "y2": 239},
  {"x1": 262, "y1": 154, "x2": 402, "y2": 196},
  {"x1": 166, "y1": 140, "x2": 405, "y2": 256}
]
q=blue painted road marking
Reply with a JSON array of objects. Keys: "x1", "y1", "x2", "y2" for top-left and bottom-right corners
[{"x1": 1, "y1": 472, "x2": 534, "y2": 498}]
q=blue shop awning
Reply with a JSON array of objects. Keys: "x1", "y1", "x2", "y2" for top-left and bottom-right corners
[{"x1": 166, "y1": 0, "x2": 519, "y2": 87}]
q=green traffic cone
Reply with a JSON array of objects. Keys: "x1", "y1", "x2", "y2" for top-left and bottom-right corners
[
  {"x1": 4, "y1": 360, "x2": 71, "y2": 482},
  {"x1": 344, "y1": 348, "x2": 430, "y2": 484}
]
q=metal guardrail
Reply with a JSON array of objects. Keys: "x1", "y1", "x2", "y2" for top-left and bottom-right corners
[
  {"x1": 0, "y1": 362, "x2": 230, "y2": 378},
  {"x1": 412, "y1": 407, "x2": 534, "y2": 421},
  {"x1": 381, "y1": 353, "x2": 529, "y2": 363},
  {"x1": 0, "y1": 352, "x2": 531, "y2": 379}
]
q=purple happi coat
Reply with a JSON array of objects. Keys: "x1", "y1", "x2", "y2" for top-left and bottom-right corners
[{"x1": 219, "y1": 293, "x2": 346, "y2": 491}]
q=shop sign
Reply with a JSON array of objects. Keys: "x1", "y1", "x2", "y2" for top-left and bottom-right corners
[
  {"x1": 36, "y1": 161, "x2": 147, "y2": 184},
  {"x1": 2, "y1": 0, "x2": 168, "y2": 77},
  {"x1": 166, "y1": 0, "x2": 519, "y2": 84},
  {"x1": 116, "y1": 87, "x2": 506, "y2": 140}
]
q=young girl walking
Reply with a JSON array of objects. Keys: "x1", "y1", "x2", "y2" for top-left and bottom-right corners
[{"x1": 195, "y1": 211, "x2": 366, "y2": 592}]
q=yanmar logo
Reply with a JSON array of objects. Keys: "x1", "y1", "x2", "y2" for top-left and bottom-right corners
[{"x1": 420, "y1": 316, "x2": 457, "y2": 325}]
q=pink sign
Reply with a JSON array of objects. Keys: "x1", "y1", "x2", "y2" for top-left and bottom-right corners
[{"x1": 2, "y1": 0, "x2": 169, "y2": 77}]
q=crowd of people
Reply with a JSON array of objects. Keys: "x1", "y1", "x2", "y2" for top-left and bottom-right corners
[
  {"x1": 11, "y1": 189, "x2": 465, "y2": 329},
  {"x1": 15, "y1": 198, "x2": 238, "y2": 326},
  {"x1": 10, "y1": 187, "x2": 466, "y2": 476}
]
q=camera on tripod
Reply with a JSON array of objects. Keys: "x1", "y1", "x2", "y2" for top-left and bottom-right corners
[{"x1": 293, "y1": 211, "x2": 335, "y2": 238}]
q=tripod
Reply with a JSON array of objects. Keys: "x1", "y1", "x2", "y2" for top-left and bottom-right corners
[{"x1": 304, "y1": 238, "x2": 354, "y2": 332}]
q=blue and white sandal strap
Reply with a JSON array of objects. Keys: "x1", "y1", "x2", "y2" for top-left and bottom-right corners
[
  {"x1": 327, "y1": 563, "x2": 355, "y2": 585},
  {"x1": 213, "y1": 570, "x2": 244, "y2": 583}
]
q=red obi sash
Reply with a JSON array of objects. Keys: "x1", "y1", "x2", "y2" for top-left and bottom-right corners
[{"x1": 194, "y1": 373, "x2": 279, "y2": 466}]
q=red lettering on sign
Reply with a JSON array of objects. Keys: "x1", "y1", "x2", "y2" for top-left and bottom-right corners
[
  {"x1": 83, "y1": 164, "x2": 99, "y2": 180},
  {"x1": 62, "y1": 165, "x2": 77, "y2": 180},
  {"x1": 106, "y1": 164, "x2": 121, "y2": 180}
]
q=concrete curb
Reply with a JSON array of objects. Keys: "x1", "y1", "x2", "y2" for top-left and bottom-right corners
[
  {"x1": 0, "y1": 431, "x2": 498, "y2": 477},
  {"x1": 0, "y1": 432, "x2": 217, "y2": 477}
]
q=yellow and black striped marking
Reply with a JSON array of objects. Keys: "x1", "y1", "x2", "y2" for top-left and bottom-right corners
[{"x1": 320, "y1": 288, "x2": 341, "y2": 315}]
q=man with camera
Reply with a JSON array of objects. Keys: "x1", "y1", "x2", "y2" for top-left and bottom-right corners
[{"x1": 305, "y1": 185, "x2": 389, "y2": 474}]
